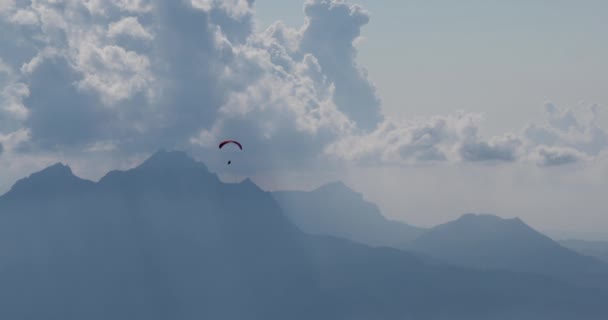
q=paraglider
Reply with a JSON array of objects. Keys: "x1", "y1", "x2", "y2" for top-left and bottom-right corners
[
  {"x1": 219, "y1": 140, "x2": 242, "y2": 165},
  {"x1": 218, "y1": 140, "x2": 243, "y2": 150}
]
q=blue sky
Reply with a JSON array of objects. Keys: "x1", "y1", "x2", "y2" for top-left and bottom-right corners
[{"x1": 0, "y1": 0, "x2": 607, "y2": 238}]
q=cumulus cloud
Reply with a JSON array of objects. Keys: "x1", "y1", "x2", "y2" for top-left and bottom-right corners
[
  {"x1": 327, "y1": 101, "x2": 606, "y2": 167},
  {"x1": 535, "y1": 146, "x2": 587, "y2": 167},
  {"x1": 460, "y1": 134, "x2": 521, "y2": 162},
  {"x1": 107, "y1": 16, "x2": 153, "y2": 40},
  {"x1": 191, "y1": 48, "x2": 354, "y2": 171},
  {"x1": 75, "y1": 44, "x2": 154, "y2": 105},
  {"x1": 0, "y1": 0, "x2": 606, "y2": 179},
  {"x1": 326, "y1": 112, "x2": 524, "y2": 165},
  {"x1": 523, "y1": 103, "x2": 608, "y2": 165},
  {"x1": 0, "y1": 0, "x2": 15, "y2": 14},
  {"x1": 1, "y1": 82, "x2": 29, "y2": 120},
  {"x1": 299, "y1": 0, "x2": 382, "y2": 132},
  {"x1": 0, "y1": 0, "x2": 369, "y2": 169},
  {"x1": 9, "y1": 9, "x2": 38, "y2": 25}
]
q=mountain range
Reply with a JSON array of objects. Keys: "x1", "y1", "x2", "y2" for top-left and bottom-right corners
[
  {"x1": 272, "y1": 181, "x2": 425, "y2": 248},
  {"x1": 410, "y1": 213, "x2": 608, "y2": 288},
  {"x1": 0, "y1": 150, "x2": 607, "y2": 319}
]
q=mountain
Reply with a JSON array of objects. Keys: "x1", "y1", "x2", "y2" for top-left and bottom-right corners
[
  {"x1": 411, "y1": 213, "x2": 608, "y2": 287},
  {"x1": 560, "y1": 239, "x2": 608, "y2": 263},
  {"x1": 304, "y1": 234, "x2": 608, "y2": 320},
  {"x1": 272, "y1": 181, "x2": 425, "y2": 248},
  {"x1": 0, "y1": 150, "x2": 319, "y2": 320},
  {"x1": 0, "y1": 151, "x2": 607, "y2": 319}
]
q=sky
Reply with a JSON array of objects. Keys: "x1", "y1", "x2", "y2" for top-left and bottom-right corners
[{"x1": 0, "y1": 0, "x2": 607, "y2": 239}]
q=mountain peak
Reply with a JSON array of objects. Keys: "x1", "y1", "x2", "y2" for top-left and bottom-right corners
[
  {"x1": 455, "y1": 213, "x2": 527, "y2": 228},
  {"x1": 43, "y1": 162, "x2": 73, "y2": 175},
  {"x1": 458, "y1": 213, "x2": 504, "y2": 223},
  {"x1": 240, "y1": 177, "x2": 256, "y2": 186},
  {"x1": 315, "y1": 181, "x2": 358, "y2": 195},
  {"x1": 138, "y1": 149, "x2": 203, "y2": 170},
  {"x1": 17, "y1": 162, "x2": 75, "y2": 182},
  {"x1": 412, "y1": 212, "x2": 608, "y2": 283},
  {"x1": 4, "y1": 162, "x2": 92, "y2": 197},
  {"x1": 97, "y1": 150, "x2": 218, "y2": 190}
]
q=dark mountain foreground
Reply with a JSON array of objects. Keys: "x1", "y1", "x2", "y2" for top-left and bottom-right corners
[{"x1": 0, "y1": 151, "x2": 606, "y2": 320}]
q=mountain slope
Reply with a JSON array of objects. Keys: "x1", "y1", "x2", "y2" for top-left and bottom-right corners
[
  {"x1": 0, "y1": 152, "x2": 607, "y2": 319},
  {"x1": 560, "y1": 239, "x2": 608, "y2": 263},
  {"x1": 304, "y1": 234, "x2": 608, "y2": 320},
  {"x1": 0, "y1": 150, "x2": 319, "y2": 320},
  {"x1": 412, "y1": 213, "x2": 608, "y2": 287},
  {"x1": 272, "y1": 181, "x2": 425, "y2": 247}
]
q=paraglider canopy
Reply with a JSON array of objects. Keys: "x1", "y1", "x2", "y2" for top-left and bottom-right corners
[
  {"x1": 219, "y1": 140, "x2": 242, "y2": 165},
  {"x1": 218, "y1": 140, "x2": 243, "y2": 150}
]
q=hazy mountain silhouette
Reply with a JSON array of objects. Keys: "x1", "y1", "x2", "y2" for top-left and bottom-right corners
[
  {"x1": 0, "y1": 150, "x2": 319, "y2": 320},
  {"x1": 560, "y1": 239, "x2": 608, "y2": 263},
  {"x1": 272, "y1": 181, "x2": 425, "y2": 248},
  {"x1": 0, "y1": 151, "x2": 607, "y2": 319},
  {"x1": 412, "y1": 213, "x2": 608, "y2": 288}
]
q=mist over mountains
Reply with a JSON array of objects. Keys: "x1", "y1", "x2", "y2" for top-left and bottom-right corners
[
  {"x1": 272, "y1": 182, "x2": 425, "y2": 248},
  {"x1": 410, "y1": 213, "x2": 608, "y2": 288},
  {"x1": 0, "y1": 150, "x2": 607, "y2": 319},
  {"x1": 275, "y1": 182, "x2": 608, "y2": 288}
]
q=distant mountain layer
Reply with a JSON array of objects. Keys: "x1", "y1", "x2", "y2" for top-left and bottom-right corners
[
  {"x1": 560, "y1": 239, "x2": 608, "y2": 263},
  {"x1": 411, "y1": 213, "x2": 608, "y2": 288},
  {"x1": 272, "y1": 182, "x2": 425, "y2": 248},
  {"x1": 0, "y1": 151, "x2": 607, "y2": 320}
]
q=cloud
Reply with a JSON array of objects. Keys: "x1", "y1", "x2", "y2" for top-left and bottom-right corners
[
  {"x1": 299, "y1": 0, "x2": 382, "y2": 132},
  {"x1": 75, "y1": 44, "x2": 154, "y2": 105},
  {"x1": 326, "y1": 101, "x2": 608, "y2": 167},
  {"x1": 460, "y1": 134, "x2": 521, "y2": 162},
  {"x1": 9, "y1": 9, "x2": 38, "y2": 25},
  {"x1": 0, "y1": 0, "x2": 15, "y2": 14},
  {"x1": 1, "y1": 0, "x2": 244, "y2": 152},
  {"x1": 1, "y1": 82, "x2": 29, "y2": 121},
  {"x1": 0, "y1": 0, "x2": 380, "y2": 171},
  {"x1": 326, "y1": 112, "x2": 523, "y2": 165},
  {"x1": 535, "y1": 146, "x2": 587, "y2": 167},
  {"x1": 0, "y1": 0, "x2": 606, "y2": 180},
  {"x1": 524, "y1": 103, "x2": 608, "y2": 163},
  {"x1": 107, "y1": 16, "x2": 153, "y2": 40},
  {"x1": 191, "y1": 49, "x2": 353, "y2": 171}
]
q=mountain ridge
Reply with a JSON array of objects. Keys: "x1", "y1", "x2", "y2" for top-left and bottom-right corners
[
  {"x1": 272, "y1": 181, "x2": 426, "y2": 248},
  {"x1": 411, "y1": 213, "x2": 608, "y2": 288},
  {"x1": 1, "y1": 150, "x2": 607, "y2": 319}
]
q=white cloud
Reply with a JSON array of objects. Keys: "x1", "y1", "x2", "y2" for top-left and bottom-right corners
[
  {"x1": 75, "y1": 44, "x2": 154, "y2": 105},
  {"x1": 107, "y1": 16, "x2": 153, "y2": 40},
  {"x1": 460, "y1": 134, "x2": 521, "y2": 162},
  {"x1": 1, "y1": 82, "x2": 30, "y2": 120},
  {"x1": 326, "y1": 112, "x2": 523, "y2": 165},
  {"x1": 0, "y1": 128, "x2": 31, "y2": 152},
  {"x1": 9, "y1": 9, "x2": 38, "y2": 25},
  {"x1": 535, "y1": 146, "x2": 587, "y2": 167},
  {"x1": 524, "y1": 103, "x2": 608, "y2": 161},
  {"x1": 0, "y1": 0, "x2": 15, "y2": 14},
  {"x1": 0, "y1": 0, "x2": 606, "y2": 180},
  {"x1": 115, "y1": 0, "x2": 153, "y2": 13},
  {"x1": 299, "y1": 0, "x2": 382, "y2": 132}
]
